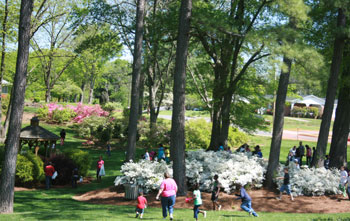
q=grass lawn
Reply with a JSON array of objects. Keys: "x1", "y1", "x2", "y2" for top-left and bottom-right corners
[{"x1": 256, "y1": 115, "x2": 333, "y2": 132}]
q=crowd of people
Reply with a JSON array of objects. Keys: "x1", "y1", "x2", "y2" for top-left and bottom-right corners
[
  {"x1": 286, "y1": 141, "x2": 331, "y2": 169},
  {"x1": 133, "y1": 173, "x2": 260, "y2": 220}
]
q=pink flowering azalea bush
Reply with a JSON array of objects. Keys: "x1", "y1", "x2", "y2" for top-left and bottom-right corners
[{"x1": 37, "y1": 103, "x2": 109, "y2": 124}]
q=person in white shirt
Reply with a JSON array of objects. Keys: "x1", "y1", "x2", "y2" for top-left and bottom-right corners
[{"x1": 339, "y1": 166, "x2": 348, "y2": 198}]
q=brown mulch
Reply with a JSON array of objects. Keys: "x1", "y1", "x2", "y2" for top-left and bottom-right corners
[{"x1": 73, "y1": 186, "x2": 350, "y2": 214}]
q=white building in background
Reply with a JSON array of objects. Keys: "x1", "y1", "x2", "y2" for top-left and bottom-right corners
[{"x1": 289, "y1": 95, "x2": 338, "y2": 119}]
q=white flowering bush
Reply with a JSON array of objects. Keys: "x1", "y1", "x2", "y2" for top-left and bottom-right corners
[
  {"x1": 115, "y1": 150, "x2": 266, "y2": 193},
  {"x1": 274, "y1": 162, "x2": 341, "y2": 196},
  {"x1": 114, "y1": 160, "x2": 171, "y2": 192},
  {"x1": 186, "y1": 150, "x2": 266, "y2": 193}
]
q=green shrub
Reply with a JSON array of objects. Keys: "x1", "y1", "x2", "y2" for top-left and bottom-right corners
[
  {"x1": 16, "y1": 155, "x2": 34, "y2": 184},
  {"x1": 227, "y1": 127, "x2": 248, "y2": 148},
  {"x1": 15, "y1": 152, "x2": 45, "y2": 186},
  {"x1": 62, "y1": 148, "x2": 91, "y2": 177},
  {"x1": 185, "y1": 119, "x2": 211, "y2": 149},
  {"x1": 37, "y1": 105, "x2": 49, "y2": 120},
  {"x1": 74, "y1": 116, "x2": 114, "y2": 143},
  {"x1": 51, "y1": 108, "x2": 76, "y2": 123},
  {"x1": 74, "y1": 116, "x2": 108, "y2": 139},
  {"x1": 308, "y1": 107, "x2": 319, "y2": 119},
  {"x1": 102, "y1": 102, "x2": 123, "y2": 112},
  {"x1": 23, "y1": 152, "x2": 45, "y2": 182},
  {"x1": 138, "y1": 119, "x2": 171, "y2": 148},
  {"x1": 185, "y1": 119, "x2": 248, "y2": 149}
]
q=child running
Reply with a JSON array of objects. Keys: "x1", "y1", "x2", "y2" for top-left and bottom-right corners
[
  {"x1": 235, "y1": 184, "x2": 258, "y2": 217},
  {"x1": 211, "y1": 174, "x2": 222, "y2": 210},
  {"x1": 191, "y1": 183, "x2": 206, "y2": 220},
  {"x1": 136, "y1": 192, "x2": 147, "y2": 219},
  {"x1": 277, "y1": 167, "x2": 294, "y2": 201}
]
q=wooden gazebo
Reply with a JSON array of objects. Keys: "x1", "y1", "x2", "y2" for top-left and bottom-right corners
[{"x1": 20, "y1": 117, "x2": 60, "y2": 157}]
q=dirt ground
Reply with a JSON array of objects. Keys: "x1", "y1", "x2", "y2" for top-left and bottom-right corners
[{"x1": 73, "y1": 186, "x2": 350, "y2": 214}]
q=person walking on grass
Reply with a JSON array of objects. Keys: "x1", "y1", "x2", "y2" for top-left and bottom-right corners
[
  {"x1": 44, "y1": 162, "x2": 55, "y2": 190},
  {"x1": 136, "y1": 192, "x2": 147, "y2": 219},
  {"x1": 60, "y1": 129, "x2": 66, "y2": 146},
  {"x1": 191, "y1": 183, "x2": 206, "y2": 220},
  {"x1": 235, "y1": 184, "x2": 258, "y2": 217},
  {"x1": 156, "y1": 172, "x2": 177, "y2": 220},
  {"x1": 277, "y1": 167, "x2": 294, "y2": 201},
  {"x1": 211, "y1": 174, "x2": 222, "y2": 211}
]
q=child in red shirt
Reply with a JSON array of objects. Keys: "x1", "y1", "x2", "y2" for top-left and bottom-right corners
[{"x1": 136, "y1": 192, "x2": 147, "y2": 219}]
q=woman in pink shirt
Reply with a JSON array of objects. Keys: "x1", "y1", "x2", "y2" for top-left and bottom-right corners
[
  {"x1": 96, "y1": 156, "x2": 104, "y2": 182},
  {"x1": 156, "y1": 172, "x2": 177, "y2": 220}
]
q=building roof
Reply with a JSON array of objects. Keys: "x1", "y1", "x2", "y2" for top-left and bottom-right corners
[
  {"x1": 290, "y1": 95, "x2": 326, "y2": 106},
  {"x1": 20, "y1": 117, "x2": 60, "y2": 141}
]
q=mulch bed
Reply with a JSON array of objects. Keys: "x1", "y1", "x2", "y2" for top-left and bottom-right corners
[{"x1": 73, "y1": 186, "x2": 350, "y2": 214}]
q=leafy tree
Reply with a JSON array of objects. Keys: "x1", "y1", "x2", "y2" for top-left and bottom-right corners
[
  {"x1": 313, "y1": 5, "x2": 347, "y2": 168},
  {"x1": 0, "y1": 0, "x2": 34, "y2": 213}
]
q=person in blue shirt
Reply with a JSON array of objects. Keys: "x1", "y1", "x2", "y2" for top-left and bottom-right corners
[
  {"x1": 158, "y1": 144, "x2": 165, "y2": 161},
  {"x1": 235, "y1": 184, "x2": 258, "y2": 217}
]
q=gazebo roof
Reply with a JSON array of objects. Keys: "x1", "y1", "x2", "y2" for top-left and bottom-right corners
[{"x1": 20, "y1": 117, "x2": 60, "y2": 141}]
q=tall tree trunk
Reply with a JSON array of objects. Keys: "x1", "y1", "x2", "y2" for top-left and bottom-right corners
[
  {"x1": 0, "y1": 0, "x2": 9, "y2": 137},
  {"x1": 138, "y1": 70, "x2": 145, "y2": 118},
  {"x1": 171, "y1": 0, "x2": 192, "y2": 196},
  {"x1": 126, "y1": 0, "x2": 145, "y2": 161},
  {"x1": 329, "y1": 48, "x2": 350, "y2": 168},
  {"x1": 79, "y1": 81, "x2": 85, "y2": 103},
  {"x1": 265, "y1": 56, "x2": 292, "y2": 189},
  {"x1": 2, "y1": 86, "x2": 13, "y2": 139},
  {"x1": 88, "y1": 66, "x2": 96, "y2": 104},
  {"x1": 0, "y1": 0, "x2": 33, "y2": 213},
  {"x1": 45, "y1": 86, "x2": 51, "y2": 103},
  {"x1": 313, "y1": 8, "x2": 346, "y2": 168}
]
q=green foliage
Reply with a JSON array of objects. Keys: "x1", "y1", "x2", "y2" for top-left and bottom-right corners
[
  {"x1": 74, "y1": 116, "x2": 113, "y2": 143},
  {"x1": 102, "y1": 102, "x2": 123, "y2": 112},
  {"x1": 308, "y1": 107, "x2": 319, "y2": 119},
  {"x1": 15, "y1": 152, "x2": 44, "y2": 186},
  {"x1": 62, "y1": 148, "x2": 91, "y2": 177},
  {"x1": 51, "y1": 80, "x2": 83, "y2": 102},
  {"x1": 1, "y1": 94, "x2": 10, "y2": 113},
  {"x1": 15, "y1": 155, "x2": 34, "y2": 184},
  {"x1": 138, "y1": 119, "x2": 171, "y2": 148},
  {"x1": 37, "y1": 105, "x2": 49, "y2": 120},
  {"x1": 185, "y1": 119, "x2": 211, "y2": 149},
  {"x1": 185, "y1": 119, "x2": 248, "y2": 149},
  {"x1": 23, "y1": 152, "x2": 45, "y2": 182},
  {"x1": 51, "y1": 108, "x2": 76, "y2": 123},
  {"x1": 291, "y1": 106, "x2": 319, "y2": 119}
]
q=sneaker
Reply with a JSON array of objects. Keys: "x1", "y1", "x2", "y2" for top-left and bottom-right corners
[
  {"x1": 253, "y1": 214, "x2": 259, "y2": 217},
  {"x1": 276, "y1": 197, "x2": 281, "y2": 200},
  {"x1": 135, "y1": 214, "x2": 139, "y2": 218},
  {"x1": 249, "y1": 211, "x2": 252, "y2": 216},
  {"x1": 218, "y1": 205, "x2": 222, "y2": 211},
  {"x1": 203, "y1": 211, "x2": 207, "y2": 218}
]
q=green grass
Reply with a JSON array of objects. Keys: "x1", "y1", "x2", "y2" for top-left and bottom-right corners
[
  {"x1": 262, "y1": 115, "x2": 333, "y2": 132},
  {"x1": 23, "y1": 106, "x2": 40, "y2": 114}
]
